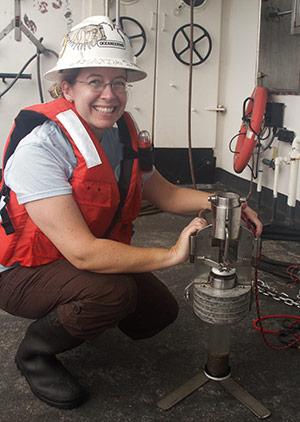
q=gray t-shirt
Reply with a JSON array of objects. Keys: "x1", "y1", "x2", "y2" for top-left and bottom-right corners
[{"x1": 2, "y1": 119, "x2": 153, "y2": 271}]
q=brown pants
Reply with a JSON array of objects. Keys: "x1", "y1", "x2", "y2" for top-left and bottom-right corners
[{"x1": 0, "y1": 259, "x2": 179, "y2": 340}]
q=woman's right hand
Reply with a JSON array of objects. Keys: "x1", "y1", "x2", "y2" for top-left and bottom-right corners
[{"x1": 169, "y1": 217, "x2": 208, "y2": 265}]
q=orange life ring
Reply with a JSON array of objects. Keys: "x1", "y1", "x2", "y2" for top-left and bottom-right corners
[{"x1": 233, "y1": 87, "x2": 268, "y2": 173}]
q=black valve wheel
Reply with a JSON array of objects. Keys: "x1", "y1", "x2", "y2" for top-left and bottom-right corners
[
  {"x1": 182, "y1": 0, "x2": 207, "y2": 7},
  {"x1": 114, "y1": 16, "x2": 146, "y2": 57},
  {"x1": 172, "y1": 23, "x2": 212, "y2": 66}
]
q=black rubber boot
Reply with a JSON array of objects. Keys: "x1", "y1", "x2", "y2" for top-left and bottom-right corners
[{"x1": 15, "y1": 309, "x2": 89, "y2": 409}]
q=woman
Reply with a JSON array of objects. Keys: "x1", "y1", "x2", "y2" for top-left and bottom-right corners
[{"x1": 0, "y1": 16, "x2": 262, "y2": 409}]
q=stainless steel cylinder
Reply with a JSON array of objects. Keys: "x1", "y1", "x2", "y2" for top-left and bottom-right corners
[
  {"x1": 210, "y1": 267, "x2": 236, "y2": 290},
  {"x1": 209, "y1": 192, "x2": 244, "y2": 240}
]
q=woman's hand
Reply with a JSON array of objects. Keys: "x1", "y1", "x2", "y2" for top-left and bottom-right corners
[
  {"x1": 242, "y1": 205, "x2": 263, "y2": 237},
  {"x1": 169, "y1": 217, "x2": 208, "y2": 265}
]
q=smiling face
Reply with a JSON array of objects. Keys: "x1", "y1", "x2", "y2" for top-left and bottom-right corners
[{"x1": 61, "y1": 67, "x2": 128, "y2": 139}]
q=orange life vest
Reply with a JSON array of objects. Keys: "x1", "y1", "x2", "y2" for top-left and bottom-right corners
[{"x1": 0, "y1": 97, "x2": 143, "y2": 267}]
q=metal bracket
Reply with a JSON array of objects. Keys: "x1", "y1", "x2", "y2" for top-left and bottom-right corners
[
  {"x1": 0, "y1": 0, "x2": 47, "y2": 53},
  {"x1": 0, "y1": 18, "x2": 46, "y2": 54}
]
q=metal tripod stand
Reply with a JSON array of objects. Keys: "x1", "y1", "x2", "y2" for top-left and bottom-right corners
[{"x1": 157, "y1": 325, "x2": 271, "y2": 419}]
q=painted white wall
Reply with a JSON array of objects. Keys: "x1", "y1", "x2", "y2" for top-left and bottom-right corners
[
  {"x1": 0, "y1": 0, "x2": 299, "y2": 203},
  {"x1": 215, "y1": 0, "x2": 260, "y2": 177},
  {"x1": 0, "y1": 0, "x2": 84, "y2": 157},
  {"x1": 215, "y1": 0, "x2": 300, "y2": 203}
]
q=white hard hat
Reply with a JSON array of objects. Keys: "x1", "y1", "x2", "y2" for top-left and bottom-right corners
[{"x1": 44, "y1": 16, "x2": 147, "y2": 83}]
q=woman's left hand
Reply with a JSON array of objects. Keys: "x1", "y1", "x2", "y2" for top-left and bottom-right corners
[{"x1": 242, "y1": 205, "x2": 263, "y2": 237}]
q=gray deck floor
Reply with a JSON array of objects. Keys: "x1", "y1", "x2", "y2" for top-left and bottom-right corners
[{"x1": 0, "y1": 189, "x2": 299, "y2": 422}]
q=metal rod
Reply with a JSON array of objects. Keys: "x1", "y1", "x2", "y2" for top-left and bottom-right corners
[
  {"x1": 223, "y1": 226, "x2": 230, "y2": 263},
  {"x1": 104, "y1": 0, "x2": 109, "y2": 17},
  {"x1": 115, "y1": 0, "x2": 120, "y2": 26},
  {"x1": 19, "y1": 23, "x2": 46, "y2": 53},
  {"x1": 14, "y1": 0, "x2": 21, "y2": 41},
  {"x1": 268, "y1": 10, "x2": 292, "y2": 19},
  {"x1": 0, "y1": 19, "x2": 14, "y2": 42},
  {"x1": 0, "y1": 73, "x2": 31, "y2": 82}
]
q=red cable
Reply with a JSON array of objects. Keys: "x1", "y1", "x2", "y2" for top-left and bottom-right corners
[
  {"x1": 253, "y1": 314, "x2": 300, "y2": 334},
  {"x1": 287, "y1": 265, "x2": 299, "y2": 284},
  {"x1": 254, "y1": 265, "x2": 300, "y2": 350},
  {"x1": 242, "y1": 212, "x2": 300, "y2": 350}
]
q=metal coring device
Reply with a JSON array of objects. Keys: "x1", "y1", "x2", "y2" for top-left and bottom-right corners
[{"x1": 158, "y1": 192, "x2": 271, "y2": 420}]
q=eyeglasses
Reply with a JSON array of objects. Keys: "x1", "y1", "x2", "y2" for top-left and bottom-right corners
[{"x1": 76, "y1": 79, "x2": 132, "y2": 95}]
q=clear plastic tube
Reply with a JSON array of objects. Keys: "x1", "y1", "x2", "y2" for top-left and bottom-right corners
[{"x1": 206, "y1": 324, "x2": 231, "y2": 377}]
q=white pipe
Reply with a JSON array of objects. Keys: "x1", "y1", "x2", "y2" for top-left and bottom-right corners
[
  {"x1": 104, "y1": 0, "x2": 109, "y2": 17},
  {"x1": 273, "y1": 156, "x2": 283, "y2": 198},
  {"x1": 292, "y1": 135, "x2": 300, "y2": 151},
  {"x1": 288, "y1": 158, "x2": 299, "y2": 207},
  {"x1": 115, "y1": 0, "x2": 120, "y2": 26},
  {"x1": 266, "y1": 136, "x2": 300, "y2": 210},
  {"x1": 257, "y1": 160, "x2": 263, "y2": 193},
  {"x1": 287, "y1": 136, "x2": 300, "y2": 207}
]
